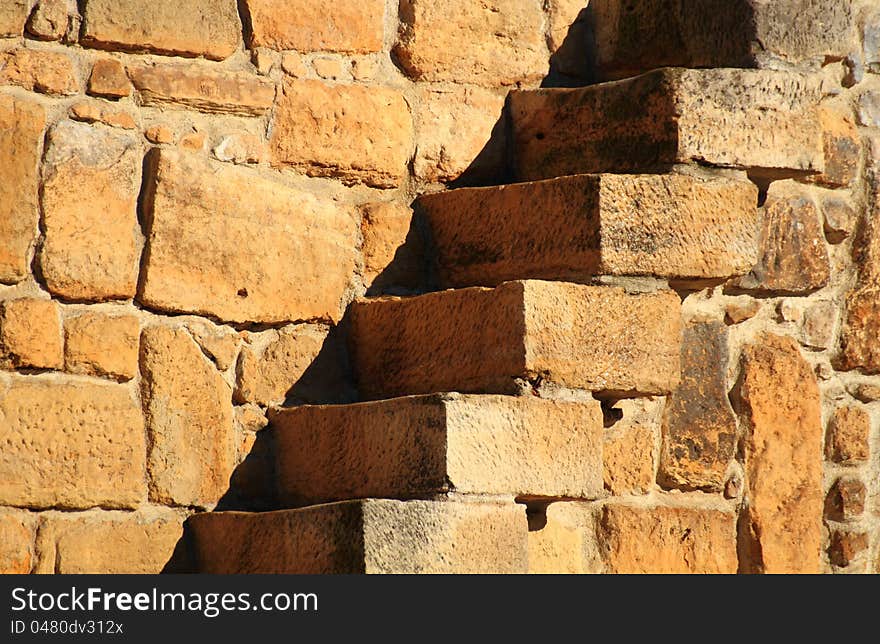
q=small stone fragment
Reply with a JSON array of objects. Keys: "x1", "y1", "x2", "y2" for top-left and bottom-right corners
[{"x1": 826, "y1": 406, "x2": 871, "y2": 463}]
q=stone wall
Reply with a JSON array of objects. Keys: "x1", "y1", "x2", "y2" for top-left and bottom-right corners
[{"x1": 0, "y1": 0, "x2": 879, "y2": 574}]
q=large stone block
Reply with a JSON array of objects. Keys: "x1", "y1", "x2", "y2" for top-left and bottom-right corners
[
  {"x1": 421, "y1": 173, "x2": 759, "y2": 287},
  {"x1": 271, "y1": 393, "x2": 603, "y2": 506},
  {"x1": 64, "y1": 312, "x2": 140, "y2": 381},
  {"x1": 0, "y1": 377, "x2": 145, "y2": 509},
  {"x1": 140, "y1": 150, "x2": 358, "y2": 325},
  {"x1": 0, "y1": 49, "x2": 79, "y2": 96},
  {"x1": 510, "y1": 68, "x2": 824, "y2": 181},
  {"x1": 350, "y1": 281, "x2": 681, "y2": 399},
  {"x1": 40, "y1": 121, "x2": 142, "y2": 302},
  {"x1": 189, "y1": 499, "x2": 528, "y2": 573}
]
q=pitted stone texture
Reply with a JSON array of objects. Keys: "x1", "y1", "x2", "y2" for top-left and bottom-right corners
[
  {"x1": 0, "y1": 298, "x2": 63, "y2": 370},
  {"x1": 40, "y1": 121, "x2": 142, "y2": 302},
  {"x1": 190, "y1": 499, "x2": 528, "y2": 574},
  {"x1": 81, "y1": 0, "x2": 241, "y2": 60},
  {"x1": 141, "y1": 326, "x2": 235, "y2": 509},
  {"x1": 271, "y1": 80, "x2": 412, "y2": 188},
  {"x1": 0, "y1": 510, "x2": 36, "y2": 574},
  {"x1": 528, "y1": 503, "x2": 600, "y2": 574},
  {"x1": 814, "y1": 107, "x2": 861, "y2": 188},
  {"x1": 739, "y1": 334, "x2": 823, "y2": 574},
  {"x1": 598, "y1": 502, "x2": 738, "y2": 574},
  {"x1": 590, "y1": 0, "x2": 855, "y2": 80},
  {"x1": 421, "y1": 173, "x2": 758, "y2": 287},
  {"x1": 0, "y1": 378, "x2": 145, "y2": 509},
  {"x1": 64, "y1": 313, "x2": 140, "y2": 381},
  {"x1": 244, "y1": 0, "x2": 383, "y2": 53},
  {"x1": 0, "y1": 49, "x2": 78, "y2": 95},
  {"x1": 659, "y1": 321, "x2": 737, "y2": 491},
  {"x1": 140, "y1": 150, "x2": 358, "y2": 325},
  {"x1": 350, "y1": 281, "x2": 681, "y2": 399},
  {"x1": 0, "y1": 0, "x2": 28, "y2": 36},
  {"x1": 271, "y1": 394, "x2": 603, "y2": 506},
  {"x1": 395, "y1": 0, "x2": 546, "y2": 87},
  {"x1": 826, "y1": 406, "x2": 871, "y2": 463},
  {"x1": 26, "y1": 0, "x2": 69, "y2": 41},
  {"x1": 510, "y1": 68, "x2": 824, "y2": 181},
  {"x1": 602, "y1": 398, "x2": 663, "y2": 496},
  {"x1": 825, "y1": 478, "x2": 866, "y2": 522}
]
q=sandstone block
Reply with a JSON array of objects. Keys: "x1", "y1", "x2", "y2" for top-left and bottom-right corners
[
  {"x1": 528, "y1": 503, "x2": 599, "y2": 574},
  {"x1": 0, "y1": 510, "x2": 36, "y2": 574},
  {"x1": 829, "y1": 531, "x2": 869, "y2": 568},
  {"x1": 40, "y1": 121, "x2": 142, "y2": 302},
  {"x1": 394, "y1": 0, "x2": 546, "y2": 87},
  {"x1": 64, "y1": 313, "x2": 139, "y2": 381},
  {"x1": 140, "y1": 150, "x2": 358, "y2": 325},
  {"x1": 826, "y1": 405, "x2": 871, "y2": 463},
  {"x1": 603, "y1": 398, "x2": 662, "y2": 496},
  {"x1": 26, "y1": 0, "x2": 69, "y2": 41},
  {"x1": 0, "y1": 298, "x2": 63, "y2": 370},
  {"x1": 69, "y1": 101, "x2": 137, "y2": 130},
  {"x1": 814, "y1": 107, "x2": 861, "y2": 188},
  {"x1": 510, "y1": 68, "x2": 824, "y2": 181},
  {"x1": 421, "y1": 173, "x2": 759, "y2": 287},
  {"x1": 739, "y1": 334, "x2": 823, "y2": 573},
  {"x1": 244, "y1": 0, "x2": 384, "y2": 53},
  {"x1": 87, "y1": 59, "x2": 131, "y2": 99},
  {"x1": 839, "y1": 286, "x2": 880, "y2": 373},
  {"x1": 141, "y1": 326, "x2": 235, "y2": 508},
  {"x1": 81, "y1": 0, "x2": 241, "y2": 60},
  {"x1": 185, "y1": 321, "x2": 240, "y2": 372},
  {"x1": 350, "y1": 281, "x2": 681, "y2": 399},
  {"x1": 825, "y1": 478, "x2": 866, "y2": 522},
  {"x1": 0, "y1": 94, "x2": 45, "y2": 284},
  {"x1": 129, "y1": 64, "x2": 275, "y2": 117},
  {"x1": 0, "y1": 0, "x2": 28, "y2": 37},
  {"x1": 361, "y1": 201, "x2": 423, "y2": 290},
  {"x1": 0, "y1": 48, "x2": 78, "y2": 96},
  {"x1": 190, "y1": 499, "x2": 528, "y2": 573},
  {"x1": 271, "y1": 393, "x2": 603, "y2": 506},
  {"x1": 0, "y1": 378, "x2": 145, "y2": 509},
  {"x1": 270, "y1": 80, "x2": 412, "y2": 188}
]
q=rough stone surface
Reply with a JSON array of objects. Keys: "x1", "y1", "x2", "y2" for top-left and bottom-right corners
[
  {"x1": 185, "y1": 322, "x2": 240, "y2": 372},
  {"x1": 350, "y1": 281, "x2": 681, "y2": 399},
  {"x1": 190, "y1": 500, "x2": 528, "y2": 573},
  {"x1": 69, "y1": 101, "x2": 137, "y2": 129},
  {"x1": 829, "y1": 531, "x2": 869, "y2": 568},
  {"x1": 140, "y1": 326, "x2": 235, "y2": 508},
  {"x1": 0, "y1": 94, "x2": 45, "y2": 284},
  {"x1": 822, "y1": 195, "x2": 856, "y2": 242},
  {"x1": 815, "y1": 107, "x2": 861, "y2": 188},
  {"x1": 825, "y1": 477, "x2": 866, "y2": 522},
  {"x1": 0, "y1": 49, "x2": 79, "y2": 95},
  {"x1": 0, "y1": 510, "x2": 36, "y2": 574},
  {"x1": 271, "y1": 80, "x2": 413, "y2": 188},
  {"x1": 361, "y1": 201, "x2": 423, "y2": 291},
  {"x1": 528, "y1": 503, "x2": 599, "y2": 574},
  {"x1": 603, "y1": 398, "x2": 662, "y2": 496},
  {"x1": 659, "y1": 321, "x2": 737, "y2": 491},
  {"x1": 40, "y1": 121, "x2": 142, "y2": 302},
  {"x1": 26, "y1": 0, "x2": 69, "y2": 41},
  {"x1": 140, "y1": 150, "x2": 358, "y2": 325},
  {"x1": 739, "y1": 333, "x2": 823, "y2": 574},
  {"x1": 0, "y1": 299, "x2": 63, "y2": 370},
  {"x1": 510, "y1": 68, "x2": 824, "y2": 181},
  {"x1": 81, "y1": 0, "x2": 241, "y2": 60},
  {"x1": 802, "y1": 300, "x2": 837, "y2": 349},
  {"x1": 421, "y1": 173, "x2": 759, "y2": 287},
  {"x1": 271, "y1": 394, "x2": 603, "y2": 506},
  {"x1": 826, "y1": 406, "x2": 871, "y2": 463},
  {"x1": 88, "y1": 58, "x2": 131, "y2": 98},
  {"x1": 395, "y1": 0, "x2": 547, "y2": 87},
  {"x1": 129, "y1": 65, "x2": 275, "y2": 116},
  {"x1": 0, "y1": 378, "x2": 145, "y2": 509},
  {"x1": 0, "y1": 0, "x2": 29, "y2": 37},
  {"x1": 598, "y1": 502, "x2": 738, "y2": 574},
  {"x1": 64, "y1": 313, "x2": 140, "y2": 381},
  {"x1": 244, "y1": 0, "x2": 384, "y2": 53}
]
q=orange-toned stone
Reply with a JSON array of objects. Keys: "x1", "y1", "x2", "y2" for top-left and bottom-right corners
[
  {"x1": 813, "y1": 107, "x2": 861, "y2": 188},
  {"x1": 825, "y1": 477, "x2": 866, "y2": 522},
  {"x1": 0, "y1": 48, "x2": 78, "y2": 96},
  {"x1": 361, "y1": 201, "x2": 424, "y2": 291},
  {"x1": 213, "y1": 133, "x2": 265, "y2": 164},
  {"x1": 829, "y1": 531, "x2": 869, "y2": 568},
  {"x1": 64, "y1": 312, "x2": 140, "y2": 381},
  {"x1": 69, "y1": 101, "x2": 137, "y2": 129},
  {"x1": 144, "y1": 125, "x2": 174, "y2": 145},
  {"x1": 0, "y1": 0, "x2": 28, "y2": 37},
  {"x1": 87, "y1": 58, "x2": 131, "y2": 98},
  {"x1": 826, "y1": 405, "x2": 871, "y2": 463},
  {"x1": 26, "y1": 0, "x2": 69, "y2": 41},
  {"x1": 0, "y1": 298, "x2": 63, "y2": 370},
  {"x1": 0, "y1": 510, "x2": 36, "y2": 574},
  {"x1": 603, "y1": 399, "x2": 662, "y2": 496}
]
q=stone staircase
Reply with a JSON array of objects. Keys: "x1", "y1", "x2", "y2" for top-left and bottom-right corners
[{"x1": 186, "y1": 64, "x2": 825, "y2": 573}]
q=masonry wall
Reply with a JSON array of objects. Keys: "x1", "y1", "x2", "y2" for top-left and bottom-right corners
[{"x1": 0, "y1": 0, "x2": 878, "y2": 574}]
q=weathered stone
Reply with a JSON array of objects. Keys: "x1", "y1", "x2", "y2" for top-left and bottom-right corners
[
  {"x1": 235, "y1": 325, "x2": 327, "y2": 406},
  {"x1": 140, "y1": 326, "x2": 235, "y2": 508},
  {"x1": 858, "y1": 91, "x2": 880, "y2": 127},
  {"x1": 0, "y1": 510, "x2": 36, "y2": 574},
  {"x1": 280, "y1": 52, "x2": 307, "y2": 77},
  {"x1": 144, "y1": 125, "x2": 174, "y2": 145},
  {"x1": 725, "y1": 299, "x2": 761, "y2": 324},
  {"x1": 26, "y1": 0, "x2": 69, "y2": 40},
  {"x1": 528, "y1": 503, "x2": 599, "y2": 574},
  {"x1": 739, "y1": 333, "x2": 823, "y2": 573},
  {"x1": 81, "y1": 0, "x2": 241, "y2": 60},
  {"x1": 735, "y1": 181, "x2": 830, "y2": 294},
  {"x1": 826, "y1": 406, "x2": 871, "y2": 463},
  {"x1": 603, "y1": 398, "x2": 662, "y2": 496},
  {"x1": 40, "y1": 121, "x2": 142, "y2": 302},
  {"x1": 414, "y1": 86, "x2": 506, "y2": 183},
  {"x1": 69, "y1": 101, "x2": 137, "y2": 129},
  {"x1": 829, "y1": 531, "x2": 869, "y2": 568},
  {"x1": 840, "y1": 286, "x2": 880, "y2": 372},
  {"x1": 421, "y1": 173, "x2": 759, "y2": 288},
  {"x1": 271, "y1": 80, "x2": 412, "y2": 188},
  {"x1": 185, "y1": 321, "x2": 240, "y2": 372},
  {"x1": 190, "y1": 499, "x2": 528, "y2": 573},
  {"x1": 813, "y1": 107, "x2": 861, "y2": 188},
  {"x1": 271, "y1": 394, "x2": 603, "y2": 506},
  {"x1": 590, "y1": 0, "x2": 855, "y2": 80},
  {"x1": 129, "y1": 64, "x2": 275, "y2": 117},
  {"x1": 213, "y1": 134, "x2": 265, "y2": 164},
  {"x1": 548, "y1": 0, "x2": 589, "y2": 53},
  {"x1": 659, "y1": 321, "x2": 737, "y2": 491},
  {"x1": 0, "y1": 0, "x2": 29, "y2": 37},
  {"x1": 0, "y1": 298, "x2": 63, "y2": 370},
  {"x1": 87, "y1": 58, "x2": 131, "y2": 98},
  {"x1": 306, "y1": 57, "x2": 340, "y2": 80},
  {"x1": 395, "y1": 0, "x2": 546, "y2": 87},
  {"x1": 0, "y1": 49, "x2": 78, "y2": 95},
  {"x1": 802, "y1": 301, "x2": 837, "y2": 349},
  {"x1": 244, "y1": 0, "x2": 384, "y2": 52},
  {"x1": 822, "y1": 195, "x2": 856, "y2": 242},
  {"x1": 350, "y1": 281, "x2": 681, "y2": 399},
  {"x1": 0, "y1": 378, "x2": 145, "y2": 509},
  {"x1": 866, "y1": 9, "x2": 880, "y2": 72},
  {"x1": 598, "y1": 502, "x2": 738, "y2": 574},
  {"x1": 64, "y1": 313, "x2": 139, "y2": 381},
  {"x1": 849, "y1": 381, "x2": 880, "y2": 403},
  {"x1": 140, "y1": 150, "x2": 358, "y2": 325},
  {"x1": 510, "y1": 68, "x2": 824, "y2": 181},
  {"x1": 361, "y1": 201, "x2": 424, "y2": 291},
  {"x1": 0, "y1": 94, "x2": 45, "y2": 284},
  {"x1": 825, "y1": 477, "x2": 866, "y2": 522},
  {"x1": 36, "y1": 511, "x2": 184, "y2": 574}
]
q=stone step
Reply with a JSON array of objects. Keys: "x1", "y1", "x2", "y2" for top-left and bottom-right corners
[
  {"x1": 270, "y1": 393, "x2": 603, "y2": 507},
  {"x1": 419, "y1": 172, "x2": 759, "y2": 288},
  {"x1": 509, "y1": 68, "x2": 824, "y2": 182},
  {"x1": 349, "y1": 280, "x2": 681, "y2": 400},
  {"x1": 188, "y1": 499, "x2": 527, "y2": 574}
]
